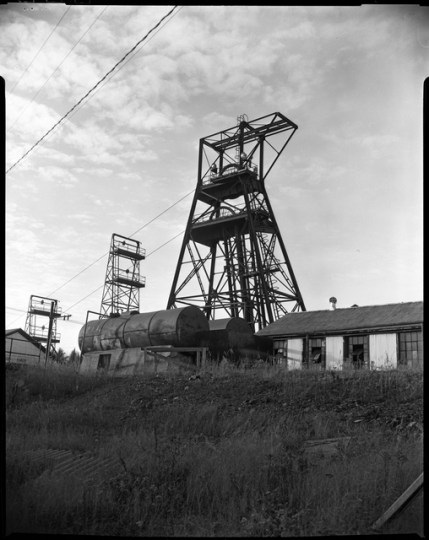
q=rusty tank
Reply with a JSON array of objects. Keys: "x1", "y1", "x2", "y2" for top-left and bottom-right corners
[
  {"x1": 196, "y1": 317, "x2": 254, "y2": 353},
  {"x1": 78, "y1": 306, "x2": 210, "y2": 355}
]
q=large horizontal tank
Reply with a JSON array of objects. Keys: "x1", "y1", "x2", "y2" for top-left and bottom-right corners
[
  {"x1": 197, "y1": 317, "x2": 254, "y2": 353},
  {"x1": 78, "y1": 306, "x2": 209, "y2": 355}
]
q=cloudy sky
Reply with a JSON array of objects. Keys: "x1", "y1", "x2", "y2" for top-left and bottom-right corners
[{"x1": 4, "y1": 5, "x2": 426, "y2": 353}]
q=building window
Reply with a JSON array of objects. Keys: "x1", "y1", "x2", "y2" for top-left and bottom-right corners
[
  {"x1": 308, "y1": 337, "x2": 326, "y2": 367},
  {"x1": 398, "y1": 331, "x2": 423, "y2": 367},
  {"x1": 344, "y1": 335, "x2": 369, "y2": 369},
  {"x1": 273, "y1": 340, "x2": 287, "y2": 364}
]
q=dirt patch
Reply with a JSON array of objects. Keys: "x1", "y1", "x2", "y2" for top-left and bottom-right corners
[{"x1": 35, "y1": 370, "x2": 423, "y2": 439}]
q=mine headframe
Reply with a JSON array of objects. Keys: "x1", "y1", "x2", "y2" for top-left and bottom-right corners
[
  {"x1": 100, "y1": 233, "x2": 146, "y2": 318},
  {"x1": 167, "y1": 111, "x2": 306, "y2": 333}
]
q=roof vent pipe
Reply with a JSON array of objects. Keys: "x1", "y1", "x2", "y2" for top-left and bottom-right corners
[{"x1": 329, "y1": 297, "x2": 337, "y2": 310}]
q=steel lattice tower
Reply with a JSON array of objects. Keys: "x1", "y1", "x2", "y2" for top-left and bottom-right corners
[
  {"x1": 167, "y1": 112, "x2": 306, "y2": 332},
  {"x1": 100, "y1": 234, "x2": 146, "y2": 317},
  {"x1": 25, "y1": 295, "x2": 62, "y2": 354}
]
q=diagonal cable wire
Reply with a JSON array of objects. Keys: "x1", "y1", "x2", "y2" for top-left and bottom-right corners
[
  {"x1": 8, "y1": 6, "x2": 71, "y2": 97},
  {"x1": 7, "y1": 6, "x2": 109, "y2": 133},
  {"x1": 43, "y1": 4, "x2": 184, "y2": 145},
  {"x1": 63, "y1": 229, "x2": 185, "y2": 313},
  {"x1": 47, "y1": 187, "x2": 193, "y2": 298},
  {"x1": 6, "y1": 4, "x2": 183, "y2": 173},
  {"x1": 6, "y1": 5, "x2": 185, "y2": 321},
  {"x1": 6, "y1": 5, "x2": 180, "y2": 176},
  {"x1": 47, "y1": 252, "x2": 109, "y2": 298},
  {"x1": 128, "y1": 188, "x2": 193, "y2": 239},
  {"x1": 6, "y1": 314, "x2": 26, "y2": 329},
  {"x1": 6, "y1": 226, "x2": 187, "y2": 326}
]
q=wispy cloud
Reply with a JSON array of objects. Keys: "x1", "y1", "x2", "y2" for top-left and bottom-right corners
[{"x1": 4, "y1": 5, "x2": 424, "y2": 349}]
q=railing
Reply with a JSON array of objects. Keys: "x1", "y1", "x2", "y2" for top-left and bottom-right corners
[
  {"x1": 193, "y1": 202, "x2": 268, "y2": 225},
  {"x1": 193, "y1": 206, "x2": 245, "y2": 224},
  {"x1": 113, "y1": 268, "x2": 146, "y2": 285},
  {"x1": 113, "y1": 242, "x2": 146, "y2": 258},
  {"x1": 202, "y1": 162, "x2": 259, "y2": 185},
  {"x1": 26, "y1": 326, "x2": 61, "y2": 341},
  {"x1": 29, "y1": 300, "x2": 62, "y2": 315}
]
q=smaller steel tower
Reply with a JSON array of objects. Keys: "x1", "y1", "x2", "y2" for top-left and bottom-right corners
[
  {"x1": 25, "y1": 295, "x2": 62, "y2": 355},
  {"x1": 100, "y1": 234, "x2": 146, "y2": 317}
]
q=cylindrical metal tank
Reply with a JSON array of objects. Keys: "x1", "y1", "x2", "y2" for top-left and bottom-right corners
[
  {"x1": 208, "y1": 317, "x2": 253, "y2": 350},
  {"x1": 78, "y1": 306, "x2": 209, "y2": 354},
  {"x1": 78, "y1": 314, "x2": 129, "y2": 354},
  {"x1": 197, "y1": 317, "x2": 254, "y2": 353},
  {"x1": 122, "y1": 311, "x2": 158, "y2": 349}
]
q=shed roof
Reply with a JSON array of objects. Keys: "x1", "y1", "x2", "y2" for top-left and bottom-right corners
[{"x1": 256, "y1": 301, "x2": 423, "y2": 338}]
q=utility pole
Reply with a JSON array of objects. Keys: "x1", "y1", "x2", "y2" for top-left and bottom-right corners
[{"x1": 44, "y1": 302, "x2": 55, "y2": 368}]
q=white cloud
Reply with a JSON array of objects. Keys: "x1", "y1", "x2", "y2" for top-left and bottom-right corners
[{"x1": 4, "y1": 5, "x2": 424, "y2": 336}]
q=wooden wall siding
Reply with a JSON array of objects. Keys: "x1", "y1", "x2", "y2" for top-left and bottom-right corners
[
  {"x1": 369, "y1": 333, "x2": 397, "y2": 369},
  {"x1": 6, "y1": 332, "x2": 43, "y2": 366}
]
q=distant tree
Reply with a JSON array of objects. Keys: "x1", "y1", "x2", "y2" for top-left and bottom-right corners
[
  {"x1": 54, "y1": 347, "x2": 68, "y2": 364},
  {"x1": 68, "y1": 348, "x2": 81, "y2": 370}
]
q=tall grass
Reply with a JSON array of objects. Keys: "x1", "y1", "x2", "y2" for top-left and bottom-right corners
[
  {"x1": 6, "y1": 363, "x2": 423, "y2": 536},
  {"x1": 6, "y1": 361, "x2": 110, "y2": 404}
]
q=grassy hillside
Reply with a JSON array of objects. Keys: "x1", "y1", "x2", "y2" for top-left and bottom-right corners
[{"x1": 5, "y1": 361, "x2": 423, "y2": 536}]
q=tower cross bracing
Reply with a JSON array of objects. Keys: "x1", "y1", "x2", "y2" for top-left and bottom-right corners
[
  {"x1": 167, "y1": 112, "x2": 306, "y2": 332},
  {"x1": 100, "y1": 234, "x2": 146, "y2": 317}
]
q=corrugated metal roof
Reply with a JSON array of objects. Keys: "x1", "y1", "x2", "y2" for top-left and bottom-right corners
[{"x1": 256, "y1": 301, "x2": 423, "y2": 338}]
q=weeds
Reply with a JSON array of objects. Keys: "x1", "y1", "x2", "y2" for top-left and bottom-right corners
[{"x1": 6, "y1": 362, "x2": 423, "y2": 536}]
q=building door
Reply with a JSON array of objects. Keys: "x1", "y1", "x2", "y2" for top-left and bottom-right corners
[
  {"x1": 287, "y1": 339, "x2": 303, "y2": 370},
  {"x1": 325, "y1": 336, "x2": 343, "y2": 370},
  {"x1": 308, "y1": 337, "x2": 325, "y2": 369},
  {"x1": 369, "y1": 334, "x2": 397, "y2": 369}
]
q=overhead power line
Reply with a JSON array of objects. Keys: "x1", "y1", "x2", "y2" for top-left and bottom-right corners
[
  {"x1": 64, "y1": 228, "x2": 185, "y2": 313},
  {"x1": 47, "y1": 187, "x2": 194, "y2": 298},
  {"x1": 6, "y1": 227, "x2": 186, "y2": 327},
  {"x1": 128, "y1": 188, "x2": 194, "y2": 239},
  {"x1": 6, "y1": 5, "x2": 181, "y2": 176},
  {"x1": 5, "y1": 306, "x2": 26, "y2": 313},
  {"x1": 48, "y1": 252, "x2": 109, "y2": 298},
  {"x1": 8, "y1": 6, "x2": 71, "y2": 97},
  {"x1": 6, "y1": 314, "x2": 25, "y2": 329},
  {"x1": 6, "y1": 188, "x2": 192, "y2": 329},
  {"x1": 7, "y1": 6, "x2": 109, "y2": 133}
]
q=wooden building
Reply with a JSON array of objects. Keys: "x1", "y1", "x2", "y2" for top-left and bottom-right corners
[
  {"x1": 5, "y1": 328, "x2": 46, "y2": 366},
  {"x1": 256, "y1": 301, "x2": 423, "y2": 370}
]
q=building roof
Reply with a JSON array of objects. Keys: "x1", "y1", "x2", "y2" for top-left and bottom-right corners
[
  {"x1": 256, "y1": 301, "x2": 423, "y2": 338},
  {"x1": 5, "y1": 328, "x2": 47, "y2": 353}
]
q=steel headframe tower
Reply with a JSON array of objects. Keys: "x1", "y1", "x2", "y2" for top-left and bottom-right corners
[
  {"x1": 100, "y1": 233, "x2": 146, "y2": 317},
  {"x1": 167, "y1": 112, "x2": 306, "y2": 332},
  {"x1": 25, "y1": 295, "x2": 62, "y2": 355}
]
